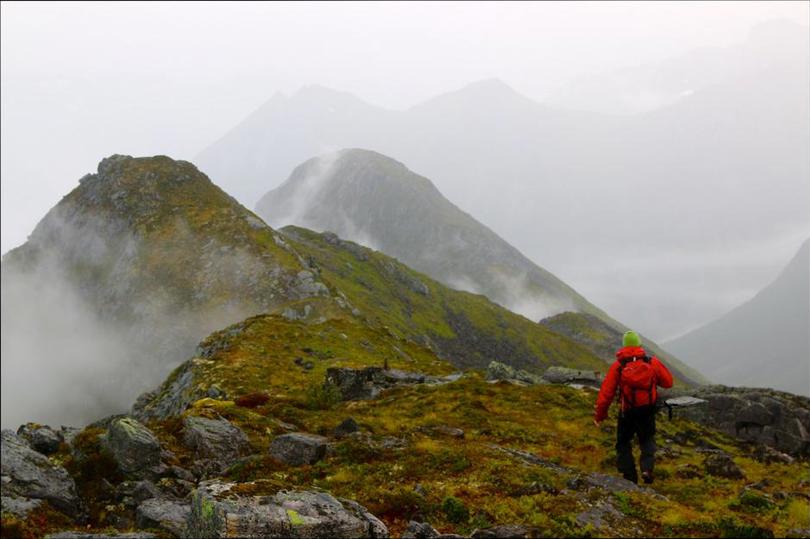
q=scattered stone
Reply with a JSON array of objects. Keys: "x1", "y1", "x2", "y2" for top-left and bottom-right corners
[
  {"x1": 16, "y1": 423, "x2": 62, "y2": 455},
  {"x1": 486, "y1": 361, "x2": 544, "y2": 385},
  {"x1": 269, "y1": 432, "x2": 329, "y2": 465},
  {"x1": 106, "y1": 418, "x2": 162, "y2": 476},
  {"x1": 326, "y1": 367, "x2": 432, "y2": 400},
  {"x1": 703, "y1": 452, "x2": 745, "y2": 479},
  {"x1": 50, "y1": 532, "x2": 155, "y2": 539},
  {"x1": 584, "y1": 472, "x2": 649, "y2": 494},
  {"x1": 542, "y1": 366, "x2": 602, "y2": 388},
  {"x1": 334, "y1": 418, "x2": 360, "y2": 438},
  {"x1": 752, "y1": 444, "x2": 795, "y2": 464},
  {"x1": 575, "y1": 501, "x2": 622, "y2": 530},
  {"x1": 675, "y1": 463, "x2": 703, "y2": 479},
  {"x1": 1, "y1": 430, "x2": 81, "y2": 516},
  {"x1": 136, "y1": 498, "x2": 190, "y2": 538},
  {"x1": 471, "y1": 525, "x2": 537, "y2": 538},
  {"x1": 419, "y1": 425, "x2": 465, "y2": 439},
  {"x1": 182, "y1": 416, "x2": 251, "y2": 477},
  {"x1": 402, "y1": 520, "x2": 439, "y2": 539}
]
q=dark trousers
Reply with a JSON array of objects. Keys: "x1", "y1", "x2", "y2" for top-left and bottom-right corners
[{"x1": 616, "y1": 404, "x2": 656, "y2": 483}]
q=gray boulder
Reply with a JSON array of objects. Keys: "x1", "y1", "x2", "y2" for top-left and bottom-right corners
[
  {"x1": 17, "y1": 423, "x2": 62, "y2": 455},
  {"x1": 269, "y1": 433, "x2": 329, "y2": 466},
  {"x1": 402, "y1": 520, "x2": 440, "y2": 539},
  {"x1": 105, "y1": 418, "x2": 162, "y2": 476},
  {"x1": 182, "y1": 416, "x2": 251, "y2": 477},
  {"x1": 334, "y1": 418, "x2": 360, "y2": 439},
  {"x1": 542, "y1": 366, "x2": 602, "y2": 387},
  {"x1": 186, "y1": 481, "x2": 389, "y2": 538},
  {"x1": 703, "y1": 452, "x2": 745, "y2": 479},
  {"x1": 136, "y1": 498, "x2": 191, "y2": 538},
  {"x1": 486, "y1": 361, "x2": 544, "y2": 385},
  {"x1": 0, "y1": 430, "x2": 81, "y2": 516}
]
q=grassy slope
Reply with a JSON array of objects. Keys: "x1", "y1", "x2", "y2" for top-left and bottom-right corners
[{"x1": 281, "y1": 226, "x2": 605, "y2": 374}]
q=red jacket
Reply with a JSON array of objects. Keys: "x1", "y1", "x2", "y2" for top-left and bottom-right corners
[{"x1": 594, "y1": 346, "x2": 673, "y2": 422}]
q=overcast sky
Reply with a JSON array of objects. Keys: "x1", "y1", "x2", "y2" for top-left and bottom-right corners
[{"x1": 1, "y1": 0, "x2": 807, "y2": 256}]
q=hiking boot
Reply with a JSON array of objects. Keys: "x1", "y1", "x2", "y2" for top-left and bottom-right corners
[{"x1": 641, "y1": 471, "x2": 654, "y2": 484}]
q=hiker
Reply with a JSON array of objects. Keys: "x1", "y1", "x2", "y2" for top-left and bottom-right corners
[{"x1": 593, "y1": 330, "x2": 673, "y2": 484}]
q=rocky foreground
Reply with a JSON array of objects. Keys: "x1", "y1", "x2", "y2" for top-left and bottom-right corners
[{"x1": 3, "y1": 358, "x2": 809, "y2": 538}]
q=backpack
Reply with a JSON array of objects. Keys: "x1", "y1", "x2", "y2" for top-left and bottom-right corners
[{"x1": 617, "y1": 355, "x2": 656, "y2": 409}]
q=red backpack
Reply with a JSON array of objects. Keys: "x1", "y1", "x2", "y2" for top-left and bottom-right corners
[{"x1": 617, "y1": 355, "x2": 657, "y2": 408}]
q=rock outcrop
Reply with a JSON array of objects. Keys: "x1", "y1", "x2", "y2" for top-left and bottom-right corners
[{"x1": 663, "y1": 385, "x2": 810, "y2": 456}]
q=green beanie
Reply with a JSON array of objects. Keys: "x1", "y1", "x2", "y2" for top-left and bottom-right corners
[{"x1": 622, "y1": 331, "x2": 642, "y2": 348}]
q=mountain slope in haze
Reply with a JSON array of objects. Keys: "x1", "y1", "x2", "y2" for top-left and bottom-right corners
[
  {"x1": 256, "y1": 149, "x2": 705, "y2": 385},
  {"x1": 0, "y1": 154, "x2": 610, "y2": 428},
  {"x1": 258, "y1": 149, "x2": 593, "y2": 321},
  {"x1": 665, "y1": 239, "x2": 810, "y2": 396},
  {"x1": 197, "y1": 22, "x2": 810, "y2": 340},
  {"x1": 0, "y1": 154, "x2": 326, "y2": 428}
]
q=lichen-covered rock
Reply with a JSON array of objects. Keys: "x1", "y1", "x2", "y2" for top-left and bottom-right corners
[
  {"x1": 182, "y1": 416, "x2": 251, "y2": 477},
  {"x1": 269, "y1": 432, "x2": 329, "y2": 466},
  {"x1": 542, "y1": 366, "x2": 602, "y2": 387},
  {"x1": 105, "y1": 418, "x2": 162, "y2": 475},
  {"x1": 186, "y1": 481, "x2": 389, "y2": 538},
  {"x1": 136, "y1": 498, "x2": 191, "y2": 538},
  {"x1": 16, "y1": 423, "x2": 62, "y2": 455},
  {"x1": 0, "y1": 430, "x2": 81, "y2": 516},
  {"x1": 703, "y1": 452, "x2": 745, "y2": 479}
]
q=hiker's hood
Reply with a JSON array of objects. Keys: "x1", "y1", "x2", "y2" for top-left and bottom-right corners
[{"x1": 616, "y1": 346, "x2": 646, "y2": 360}]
